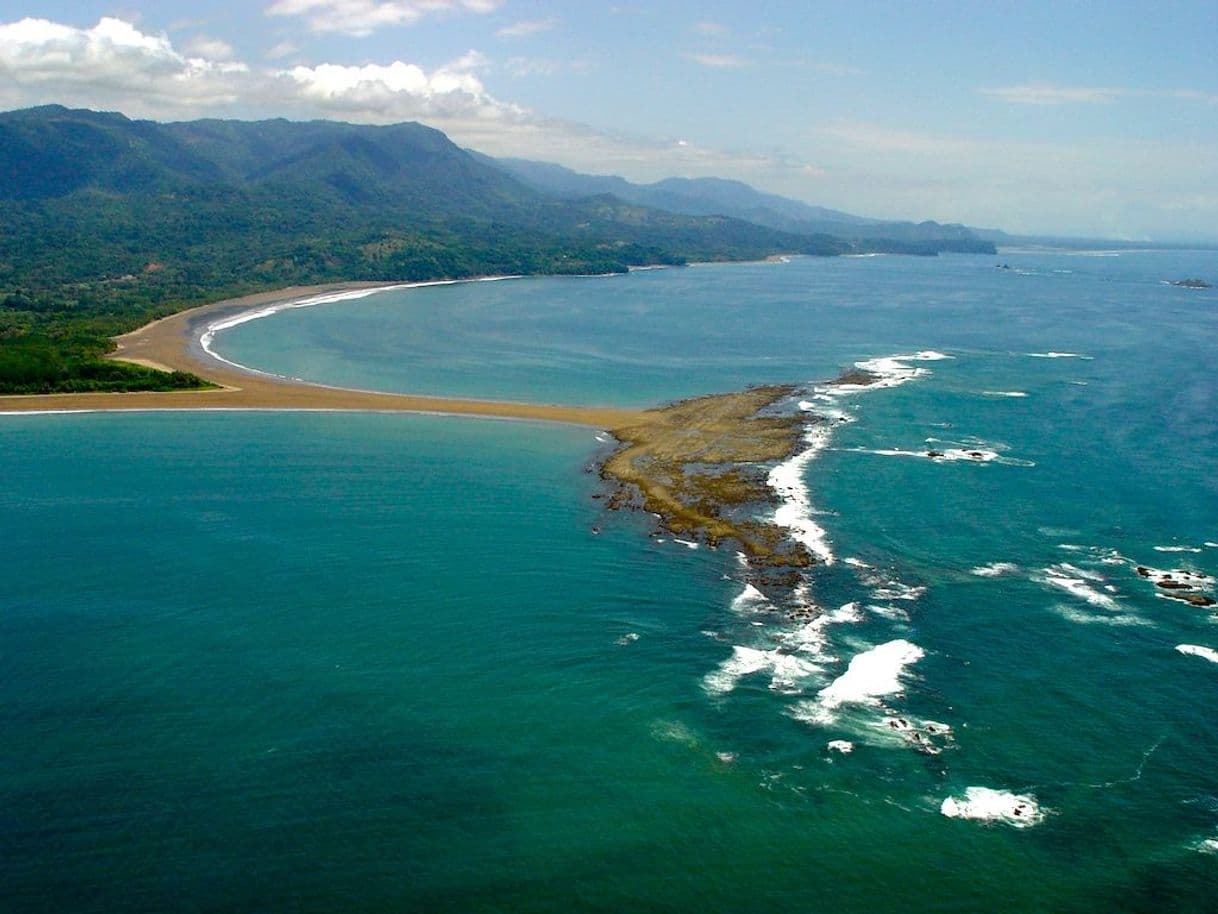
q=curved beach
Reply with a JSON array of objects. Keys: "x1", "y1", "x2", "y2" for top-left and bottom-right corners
[{"x1": 0, "y1": 281, "x2": 648, "y2": 430}]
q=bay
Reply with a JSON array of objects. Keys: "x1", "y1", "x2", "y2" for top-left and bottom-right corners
[{"x1": 3, "y1": 250, "x2": 1217, "y2": 911}]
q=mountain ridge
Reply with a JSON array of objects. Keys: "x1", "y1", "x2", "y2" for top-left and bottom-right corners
[{"x1": 475, "y1": 152, "x2": 995, "y2": 253}]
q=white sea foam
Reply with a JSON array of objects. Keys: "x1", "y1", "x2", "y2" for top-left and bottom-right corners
[
  {"x1": 673, "y1": 538, "x2": 700, "y2": 550},
  {"x1": 797, "y1": 639, "x2": 925, "y2": 723},
  {"x1": 1154, "y1": 545, "x2": 1203, "y2": 554},
  {"x1": 971, "y1": 562, "x2": 1020, "y2": 577},
  {"x1": 775, "y1": 602, "x2": 863, "y2": 658},
  {"x1": 767, "y1": 351, "x2": 954, "y2": 568},
  {"x1": 876, "y1": 716, "x2": 953, "y2": 755},
  {"x1": 1135, "y1": 565, "x2": 1215, "y2": 591},
  {"x1": 847, "y1": 559, "x2": 926, "y2": 603},
  {"x1": 1038, "y1": 563, "x2": 1120, "y2": 609},
  {"x1": 615, "y1": 632, "x2": 641, "y2": 646},
  {"x1": 867, "y1": 604, "x2": 910, "y2": 621},
  {"x1": 940, "y1": 787, "x2": 1045, "y2": 828},
  {"x1": 1051, "y1": 605, "x2": 1151, "y2": 628},
  {"x1": 768, "y1": 425, "x2": 836, "y2": 565},
  {"x1": 703, "y1": 646, "x2": 821, "y2": 696},
  {"x1": 731, "y1": 583, "x2": 770, "y2": 613},
  {"x1": 199, "y1": 276, "x2": 520, "y2": 373},
  {"x1": 982, "y1": 390, "x2": 1029, "y2": 398},
  {"x1": 1177, "y1": 644, "x2": 1218, "y2": 664},
  {"x1": 839, "y1": 351, "x2": 951, "y2": 392},
  {"x1": 871, "y1": 581, "x2": 926, "y2": 601},
  {"x1": 846, "y1": 445, "x2": 1033, "y2": 466},
  {"x1": 1025, "y1": 351, "x2": 1092, "y2": 359},
  {"x1": 651, "y1": 719, "x2": 699, "y2": 746},
  {"x1": 827, "y1": 739, "x2": 855, "y2": 754}
]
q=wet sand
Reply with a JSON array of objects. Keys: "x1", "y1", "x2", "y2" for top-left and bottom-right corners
[{"x1": 0, "y1": 282, "x2": 647, "y2": 430}]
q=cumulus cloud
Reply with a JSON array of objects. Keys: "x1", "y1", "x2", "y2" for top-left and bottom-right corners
[
  {"x1": 0, "y1": 17, "x2": 248, "y2": 109},
  {"x1": 283, "y1": 50, "x2": 524, "y2": 120},
  {"x1": 265, "y1": 0, "x2": 501, "y2": 37},
  {"x1": 0, "y1": 16, "x2": 519, "y2": 123}
]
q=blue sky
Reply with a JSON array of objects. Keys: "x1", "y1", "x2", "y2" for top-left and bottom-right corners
[{"x1": 1, "y1": 1, "x2": 1215, "y2": 239}]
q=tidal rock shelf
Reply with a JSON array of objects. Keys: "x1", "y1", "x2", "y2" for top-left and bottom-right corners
[{"x1": 599, "y1": 383, "x2": 813, "y2": 568}]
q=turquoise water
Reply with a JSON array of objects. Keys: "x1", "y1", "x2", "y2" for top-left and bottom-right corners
[{"x1": 3, "y1": 251, "x2": 1217, "y2": 911}]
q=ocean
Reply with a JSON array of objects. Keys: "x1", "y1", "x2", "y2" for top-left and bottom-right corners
[{"x1": 2, "y1": 250, "x2": 1216, "y2": 912}]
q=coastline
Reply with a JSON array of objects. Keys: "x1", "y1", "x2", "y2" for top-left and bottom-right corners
[{"x1": 0, "y1": 279, "x2": 648, "y2": 431}]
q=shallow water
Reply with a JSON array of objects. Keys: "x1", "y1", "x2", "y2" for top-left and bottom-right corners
[{"x1": 3, "y1": 251, "x2": 1217, "y2": 911}]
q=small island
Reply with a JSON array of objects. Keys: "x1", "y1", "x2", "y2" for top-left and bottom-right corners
[{"x1": 1166, "y1": 278, "x2": 1211, "y2": 289}]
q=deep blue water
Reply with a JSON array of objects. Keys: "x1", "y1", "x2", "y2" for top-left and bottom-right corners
[{"x1": 3, "y1": 250, "x2": 1217, "y2": 911}]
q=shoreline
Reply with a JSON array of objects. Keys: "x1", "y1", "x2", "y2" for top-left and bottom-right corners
[{"x1": 0, "y1": 279, "x2": 649, "y2": 431}]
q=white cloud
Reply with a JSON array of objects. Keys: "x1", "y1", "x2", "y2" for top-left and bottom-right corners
[
  {"x1": 0, "y1": 17, "x2": 248, "y2": 108},
  {"x1": 981, "y1": 84, "x2": 1124, "y2": 105},
  {"x1": 693, "y1": 21, "x2": 728, "y2": 36},
  {"x1": 283, "y1": 50, "x2": 522, "y2": 120},
  {"x1": 505, "y1": 57, "x2": 558, "y2": 77},
  {"x1": 265, "y1": 40, "x2": 298, "y2": 60},
  {"x1": 0, "y1": 16, "x2": 510, "y2": 122},
  {"x1": 683, "y1": 52, "x2": 747, "y2": 69},
  {"x1": 982, "y1": 82, "x2": 1217, "y2": 105},
  {"x1": 496, "y1": 18, "x2": 556, "y2": 39},
  {"x1": 265, "y1": 0, "x2": 501, "y2": 37},
  {"x1": 184, "y1": 35, "x2": 235, "y2": 60}
]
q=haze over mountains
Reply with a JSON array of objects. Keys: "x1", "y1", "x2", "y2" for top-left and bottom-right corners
[{"x1": 475, "y1": 154, "x2": 994, "y2": 253}]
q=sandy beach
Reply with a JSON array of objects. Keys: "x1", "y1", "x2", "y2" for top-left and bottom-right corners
[{"x1": 0, "y1": 281, "x2": 648, "y2": 430}]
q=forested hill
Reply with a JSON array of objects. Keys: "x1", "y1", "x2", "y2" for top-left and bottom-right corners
[{"x1": 0, "y1": 104, "x2": 979, "y2": 393}]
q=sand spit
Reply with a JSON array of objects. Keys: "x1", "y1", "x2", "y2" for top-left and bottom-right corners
[{"x1": 0, "y1": 282, "x2": 646, "y2": 431}]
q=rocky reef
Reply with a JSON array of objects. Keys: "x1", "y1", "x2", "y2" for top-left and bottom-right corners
[{"x1": 599, "y1": 384, "x2": 812, "y2": 566}]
